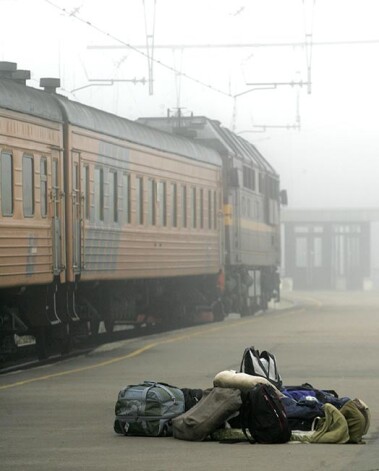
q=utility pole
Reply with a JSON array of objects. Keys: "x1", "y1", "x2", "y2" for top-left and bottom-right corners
[
  {"x1": 302, "y1": 0, "x2": 316, "y2": 94},
  {"x1": 142, "y1": 0, "x2": 157, "y2": 95}
]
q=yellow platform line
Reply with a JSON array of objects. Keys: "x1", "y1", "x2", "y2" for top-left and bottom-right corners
[
  {"x1": 0, "y1": 319, "x2": 247, "y2": 391},
  {"x1": 0, "y1": 307, "x2": 302, "y2": 391}
]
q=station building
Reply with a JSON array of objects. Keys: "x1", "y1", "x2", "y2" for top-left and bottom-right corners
[{"x1": 281, "y1": 208, "x2": 379, "y2": 291}]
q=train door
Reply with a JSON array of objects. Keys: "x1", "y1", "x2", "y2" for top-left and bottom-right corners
[
  {"x1": 71, "y1": 151, "x2": 81, "y2": 275},
  {"x1": 51, "y1": 150, "x2": 65, "y2": 280},
  {"x1": 226, "y1": 188, "x2": 241, "y2": 265}
]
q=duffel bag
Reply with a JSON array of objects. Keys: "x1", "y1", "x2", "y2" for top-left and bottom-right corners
[
  {"x1": 114, "y1": 381, "x2": 185, "y2": 437},
  {"x1": 172, "y1": 387, "x2": 242, "y2": 441}
]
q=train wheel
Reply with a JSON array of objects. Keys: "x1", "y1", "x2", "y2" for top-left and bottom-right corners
[
  {"x1": 212, "y1": 300, "x2": 225, "y2": 322},
  {"x1": 104, "y1": 319, "x2": 114, "y2": 334},
  {"x1": 172, "y1": 302, "x2": 188, "y2": 327},
  {"x1": 59, "y1": 324, "x2": 71, "y2": 355},
  {"x1": 260, "y1": 294, "x2": 269, "y2": 311},
  {"x1": 34, "y1": 327, "x2": 49, "y2": 360},
  {"x1": 90, "y1": 318, "x2": 100, "y2": 337}
]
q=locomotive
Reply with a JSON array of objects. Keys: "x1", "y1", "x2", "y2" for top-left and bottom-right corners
[{"x1": 0, "y1": 61, "x2": 285, "y2": 361}]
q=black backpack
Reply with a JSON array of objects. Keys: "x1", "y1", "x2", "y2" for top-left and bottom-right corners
[
  {"x1": 240, "y1": 346, "x2": 283, "y2": 390},
  {"x1": 240, "y1": 383, "x2": 291, "y2": 444}
]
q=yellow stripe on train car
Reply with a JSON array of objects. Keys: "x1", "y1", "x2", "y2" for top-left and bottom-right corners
[
  {"x1": 240, "y1": 218, "x2": 276, "y2": 233},
  {"x1": 223, "y1": 204, "x2": 233, "y2": 226},
  {"x1": 223, "y1": 203, "x2": 276, "y2": 234}
]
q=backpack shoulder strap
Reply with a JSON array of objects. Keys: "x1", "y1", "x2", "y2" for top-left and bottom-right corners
[
  {"x1": 239, "y1": 346, "x2": 253, "y2": 372},
  {"x1": 260, "y1": 351, "x2": 282, "y2": 389}
]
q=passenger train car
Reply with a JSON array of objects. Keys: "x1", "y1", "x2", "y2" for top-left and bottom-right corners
[{"x1": 0, "y1": 61, "x2": 285, "y2": 360}]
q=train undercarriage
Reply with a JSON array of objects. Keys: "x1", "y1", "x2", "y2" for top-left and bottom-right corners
[{"x1": 0, "y1": 266, "x2": 279, "y2": 363}]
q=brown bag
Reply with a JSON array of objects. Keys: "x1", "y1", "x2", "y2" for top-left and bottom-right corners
[{"x1": 172, "y1": 387, "x2": 242, "y2": 441}]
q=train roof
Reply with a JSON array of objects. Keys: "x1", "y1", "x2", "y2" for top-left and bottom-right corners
[
  {"x1": 215, "y1": 125, "x2": 277, "y2": 174},
  {"x1": 0, "y1": 77, "x2": 63, "y2": 122},
  {"x1": 55, "y1": 97, "x2": 222, "y2": 167},
  {"x1": 0, "y1": 78, "x2": 222, "y2": 168},
  {"x1": 137, "y1": 115, "x2": 278, "y2": 176}
]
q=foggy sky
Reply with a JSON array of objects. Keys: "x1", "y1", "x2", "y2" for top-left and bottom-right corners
[{"x1": 1, "y1": 0, "x2": 379, "y2": 210}]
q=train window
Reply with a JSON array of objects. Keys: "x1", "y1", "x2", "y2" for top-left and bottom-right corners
[
  {"x1": 213, "y1": 190, "x2": 217, "y2": 229},
  {"x1": 258, "y1": 173, "x2": 264, "y2": 193},
  {"x1": 267, "y1": 198, "x2": 277, "y2": 225},
  {"x1": 181, "y1": 185, "x2": 187, "y2": 228},
  {"x1": 148, "y1": 178, "x2": 156, "y2": 225},
  {"x1": 241, "y1": 197, "x2": 246, "y2": 217},
  {"x1": 199, "y1": 189, "x2": 204, "y2": 229},
  {"x1": 109, "y1": 170, "x2": 118, "y2": 223},
  {"x1": 94, "y1": 167, "x2": 104, "y2": 221},
  {"x1": 171, "y1": 183, "x2": 177, "y2": 227},
  {"x1": 22, "y1": 154, "x2": 34, "y2": 217},
  {"x1": 243, "y1": 166, "x2": 256, "y2": 191},
  {"x1": 123, "y1": 173, "x2": 131, "y2": 224},
  {"x1": 52, "y1": 159, "x2": 59, "y2": 221},
  {"x1": 158, "y1": 181, "x2": 167, "y2": 226},
  {"x1": 267, "y1": 177, "x2": 272, "y2": 198},
  {"x1": 267, "y1": 176, "x2": 278, "y2": 200},
  {"x1": 40, "y1": 157, "x2": 48, "y2": 217},
  {"x1": 136, "y1": 176, "x2": 144, "y2": 225},
  {"x1": 162, "y1": 182, "x2": 167, "y2": 227},
  {"x1": 74, "y1": 163, "x2": 79, "y2": 192},
  {"x1": 191, "y1": 187, "x2": 197, "y2": 228},
  {"x1": 83, "y1": 165, "x2": 90, "y2": 220},
  {"x1": 208, "y1": 190, "x2": 212, "y2": 229},
  {"x1": 274, "y1": 179, "x2": 279, "y2": 199},
  {"x1": 1, "y1": 151, "x2": 13, "y2": 216}
]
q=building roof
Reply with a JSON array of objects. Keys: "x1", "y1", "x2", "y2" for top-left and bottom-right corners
[{"x1": 282, "y1": 208, "x2": 379, "y2": 222}]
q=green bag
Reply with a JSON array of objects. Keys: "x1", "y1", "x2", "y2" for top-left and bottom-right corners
[
  {"x1": 114, "y1": 381, "x2": 185, "y2": 436},
  {"x1": 309, "y1": 403, "x2": 350, "y2": 444},
  {"x1": 340, "y1": 398, "x2": 371, "y2": 443}
]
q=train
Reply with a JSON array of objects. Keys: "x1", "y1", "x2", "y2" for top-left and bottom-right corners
[{"x1": 0, "y1": 61, "x2": 286, "y2": 361}]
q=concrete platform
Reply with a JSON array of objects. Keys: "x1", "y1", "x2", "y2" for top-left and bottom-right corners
[{"x1": 1, "y1": 291, "x2": 378, "y2": 471}]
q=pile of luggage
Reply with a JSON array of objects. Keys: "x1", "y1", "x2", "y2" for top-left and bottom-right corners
[{"x1": 113, "y1": 346, "x2": 370, "y2": 444}]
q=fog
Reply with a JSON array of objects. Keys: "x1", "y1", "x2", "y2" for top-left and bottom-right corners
[{"x1": 1, "y1": 0, "x2": 379, "y2": 210}]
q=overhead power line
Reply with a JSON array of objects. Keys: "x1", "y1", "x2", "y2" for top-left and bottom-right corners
[
  {"x1": 44, "y1": 0, "x2": 232, "y2": 98},
  {"x1": 71, "y1": 78, "x2": 146, "y2": 93},
  {"x1": 87, "y1": 38, "x2": 379, "y2": 50}
]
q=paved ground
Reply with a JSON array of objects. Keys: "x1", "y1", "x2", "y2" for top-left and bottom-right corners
[{"x1": 1, "y1": 290, "x2": 378, "y2": 471}]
